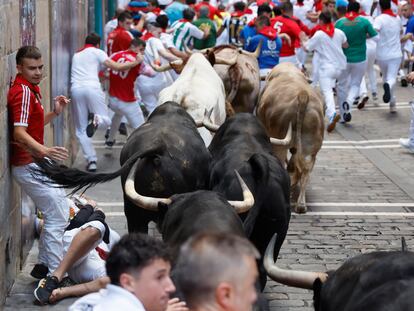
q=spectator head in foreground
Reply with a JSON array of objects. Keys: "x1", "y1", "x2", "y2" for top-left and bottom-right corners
[
  {"x1": 106, "y1": 233, "x2": 175, "y2": 311},
  {"x1": 174, "y1": 233, "x2": 260, "y2": 311}
]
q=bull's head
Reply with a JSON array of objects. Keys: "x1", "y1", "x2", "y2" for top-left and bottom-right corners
[{"x1": 125, "y1": 159, "x2": 254, "y2": 213}]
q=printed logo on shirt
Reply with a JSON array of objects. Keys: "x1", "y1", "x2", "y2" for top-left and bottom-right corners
[{"x1": 267, "y1": 40, "x2": 277, "y2": 50}]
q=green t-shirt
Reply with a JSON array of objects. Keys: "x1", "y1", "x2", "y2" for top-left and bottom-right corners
[
  {"x1": 335, "y1": 16, "x2": 377, "y2": 63},
  {"x1": 193, "y1": 17, "x2": 216, "y2": 49}
]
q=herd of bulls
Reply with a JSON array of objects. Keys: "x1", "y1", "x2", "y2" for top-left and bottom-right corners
[{"x1": 36, "y1": 50, "x2": 414, "y2": 310}]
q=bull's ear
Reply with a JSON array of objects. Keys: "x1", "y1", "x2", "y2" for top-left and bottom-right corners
[{"x1": 207, "y1": 51, "x2": 216, "y2": 66}]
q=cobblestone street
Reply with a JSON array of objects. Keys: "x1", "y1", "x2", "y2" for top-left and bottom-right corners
[{"x1": 3, "y1": 81, "x2": 414, "y2": 310}]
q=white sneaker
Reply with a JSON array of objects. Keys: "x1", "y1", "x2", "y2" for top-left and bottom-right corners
[
  {"x1": 399, "y1": 138, "x2": 414, "y2": 153},
  {"x1": 390, "y1": 103, "x2": 397, "y2": 113},
  {"x1": 87, "y1": 161, "x2": 97, "y2": 172}
]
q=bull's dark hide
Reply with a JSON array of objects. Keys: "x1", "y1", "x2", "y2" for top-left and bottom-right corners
[
  {"x1": 208, "y1": 113, "x2": 291, "y2": 289},
  {"x1": 314, "y1": 251, "x2": 414, "y2": 311}
]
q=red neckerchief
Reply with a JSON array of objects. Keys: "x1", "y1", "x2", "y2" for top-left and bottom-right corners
[
  {"x1": 95, "y1": 246, "x2": 108, "y2": 261},
  {"x1": 382, "y1": 9, "x2": 396, "y2": 17},
  {"x1": 392, "y1": 0, "x2": 398, "y2": 5},
  {"x1": 231, "y1": 9, "x2": 252, "y2": 17},
  {"x1": 359, "y1": 10, "x2": 367, "y2": 16},
  {"x1": 345, "y1": 12, "x2": 359, "y2": 21},
  {"x1": 258, "y1": 26, "x2": 278, "y2": 39},
  {"x1": 318, "y1": 22, "x2": 335, "y2": 37},
  {"x1": 314, "y1": 0, "x2": 323, "y2": 12},
  {"x1": 142, "y1": 31, "x2": 155, "y2": 40},
  {"x1": 77, "y1": 44, "x2": 95, "y2": 52},
  {"x1": 296, "y1": 1, "x2": 305, "y2": 6},
  {"x1": 248, "y1": 17, "x2": 257, "y2": 26},
  {"x1": 152, "y1": 7, "x2": 161, "y2": 15},
  {"x1": 13, "y1": 74, "x2": 42, "y2": 98},
  {"x1": 178, "y1": 18, "x2": 190, "y2": 22}
]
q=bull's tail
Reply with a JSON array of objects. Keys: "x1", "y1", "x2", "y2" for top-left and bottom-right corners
[
  {"x1": 295, "y1": 91, "x2": 309, "y2": 160},
  {"x1": 31, "y1": 144, "x2": 166, "y2": 194}
]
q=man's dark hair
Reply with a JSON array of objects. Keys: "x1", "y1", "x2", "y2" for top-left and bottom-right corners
[
  {"x1": 118, "y1": 11, "x2": 133, "y2": 22},
  {"x1": 233, "y1": 1, "x2": 246, "y2": 12},
  {"x1": 156, "y1": 14, "x2": 170, "y2": 29},
  {"x1": 379, "y1": 0, "x2": 391, "y2": 10},
  {"x1": 131, "y1": 38, "x2": 146, "y2": 48},
  {"x1": 106, "y1": 233, "x2": 171, "y2": 286},
  {"x1": 256, "y1": 15, "x2": 271, "y2": 27},
  {"x1": 16, "y1": 46, "x2": 42, "y2": 65},
  {"x1": 85, "y1": 33, "x2": 101, "y2": 46},
  {"x1": 347, "y1": 1, "x2": 360, "y2": 12},
  {"x1": 336, "y1": 5, "x2": 347, "y2": 16},
  {"x1": 281, "y1": 1, "x2": 293, "y2": 13},
  {"x1": 258, "y1": 4, "x2": 272, "y2": 16},
  {"x1": 148, "y1": 0, "x2": 159, "y2": 7},
  {"x1": 186, "y1": 0, "x2": 197, "y2": 5},
  {"x1": 273, "y1": 5, "x2": 282, "y2": 16},
  {"x1": 319, "y1": 10, "x2": 332, "y2": 23},
  {"x1": 183, "y1": 8, "x2": 196, "y2": 21}
]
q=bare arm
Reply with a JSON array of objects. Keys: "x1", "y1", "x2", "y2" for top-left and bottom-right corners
[
  {"x1": 217, "y1": 25, "x2": 225, "y2": 38},
  {"x1": 44, "y1": 95, "x2": 70, "y2": 125},
  {"x1": 49, "y1": 277, "x2": 110, "y2": 303},
  {"x1": 13, "y1": 126, "x2": 68, "y2": 161},
  {"x1": 158, "y1": 48, "x2": 180, "y2": 62},
  {"x1": 342, "y1": 41, "x2": 349, "y2": 48}
]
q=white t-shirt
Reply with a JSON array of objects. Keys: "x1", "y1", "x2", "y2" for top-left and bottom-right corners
[
  {"x1": 305, "y1": 28, "x2": 347, "y2": 71},
  {"x1": 171, "y1": 20, "x2": 205, "y2": 51},
  {"x1": 71, "y1": 47, "x2": 109, "y2": 89},
  {"x1": 160, "y1": 32, "x2": 175, "y2": 49},
  {"x1": 374, "y1": 14, "x2": 403, "y2": 60},
  {"x1": 69, "y1": 284, "x2": 146, "y2": 311}
]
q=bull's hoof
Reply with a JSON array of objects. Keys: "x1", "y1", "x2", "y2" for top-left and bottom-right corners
[{"x1": 294, "y1": 204, "x2": 307, "y2": 214}]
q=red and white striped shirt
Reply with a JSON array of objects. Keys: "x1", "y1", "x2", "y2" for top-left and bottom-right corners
[{"x1": 8, "y1": 74, "x2": 44, "y2": 166}]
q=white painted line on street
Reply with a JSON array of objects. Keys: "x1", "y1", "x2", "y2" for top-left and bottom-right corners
[
  {"x1": 92, "y1": 140, "x2": 126, "y2": 144},
  {"x1": 307, "y1": 202, "x2": 414, "y2": 207},
  {"x1": 294, "y1": 212, "x2": 414, "y2": 216},
  {"x1": 323, "y1": 139, "x2": 399, "y2": 144},
  {"x1": 94, "y1": 145, "x2": 124, "y2": 149},
  {"x1": 322, "y1": 144, "x2": 401, "y2": 149},
  {"x1": 99, "y1": 202, "x2": 414, "y2": 207},
  {"x1": 103, "y1": 211, "x2": 414, "y2": 217}
]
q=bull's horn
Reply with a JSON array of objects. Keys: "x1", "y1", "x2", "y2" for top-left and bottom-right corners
[
  {"x1": 215, "y1": 54, "x2": 238, "y2": 66},
  {"x1": 228, "y1": 171, "x2": 254, "y2": 214},
  {"x1": 125, "y1": 160, "x2": 172, "y2": 211},
  {"x1": 194, "y1": 119, "x2": 204, "y2": 127},
  {"x1": 241, "y1": 39, "x2": 263, "y2": 58},
  {"x1": 202, "y1": 108, "x2": 220, "y2": 132},
  {"x1": 264, "y1": 234, "x2": 328, "y2": 289},
  {"x1": 270, "y1": 122, "x2": 292, "y2": 146}
]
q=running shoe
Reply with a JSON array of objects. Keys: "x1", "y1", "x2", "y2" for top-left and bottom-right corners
[
  {"x1": 383, "y1": 83, "x2": 391, "y2": 103},
  {"x1": 34, "y1": 276, "x2": 59, "y2": 305}
]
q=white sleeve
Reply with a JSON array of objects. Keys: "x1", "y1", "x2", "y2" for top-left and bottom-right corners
[
  {"x1": 189, "y1": 24, "x2": 205, "y2": 40},
  {"x1": 96, "y1": 49, "x2": 109, "y2": 64},
  {"x1": 373, "y1": 16, "x2": 382, "y2": 31},
  {"x1": 161, "y1": 34, "x2": 175, "y2": 49},
  {"x1": 339, "y1": 30, "x2": 347, "y2": 44},
  {"x1": 305, "y1": 31, "x2": 320, "y2": 51}
]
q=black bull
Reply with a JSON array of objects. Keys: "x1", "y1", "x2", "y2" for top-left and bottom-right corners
[
  {"x1": 207, "y1": 113, "x2": 291, "y2": 288},
  {"x1": 265, "y1": 235, "x2": 414, "y2": 311},
  {"x1": 34, "y1": 102, "x2": 211, "y2": 233}
]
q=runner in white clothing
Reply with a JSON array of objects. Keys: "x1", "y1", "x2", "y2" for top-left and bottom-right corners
[
  {"x1": 305, "y1": 11, "x2": 348, "y2": 132},
  {"x1": 69, "y1": 234, "x2": 178, "y2": 311},
  {"x1": 171, "y1": 8, "x2": 210, "y2": 51},
  {"x1": 71, "y1": 33, "x2": 141, "y2": 172},
  {"x1": 373, "y1": 0, "x2": 403, "y2": 112}
]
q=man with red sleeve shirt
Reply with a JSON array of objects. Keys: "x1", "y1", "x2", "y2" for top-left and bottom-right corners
[
  {"x1": 8, "y1": 46, "x2": 71, "y2": 280},
  {"x1": 105, "y1": 38, "x2": 156, "y2": 147},
  {"x1": 271, "y1": 1, "x2": 308, "y2": 65},
  {"x1": 107, "y1": 11, "x2": 135, "y2": 56}
]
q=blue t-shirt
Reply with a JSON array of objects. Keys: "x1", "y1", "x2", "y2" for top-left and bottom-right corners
[
  {"x1": 246, "y1": 34, "x2": 282, "y2": 69},
  {"x1": 240, "y1": 25, "x2": 257, "y2": 50},
  {"x1": 165, "y1": 2, "x2": 188, "y2": 25},
  {"x1": 405, "y1": 15, "x2": 414, "y2": 34}
]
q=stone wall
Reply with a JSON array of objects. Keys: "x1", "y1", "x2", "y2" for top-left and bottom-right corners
[{"x1": 0, "y1": 0, "x2": 88, "y2": 305}]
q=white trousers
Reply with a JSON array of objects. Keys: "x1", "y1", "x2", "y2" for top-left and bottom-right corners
[
  {"x1": 360, "y1": 44, "x2": 377, "y2": 96},
  {"x1": 295, "y1": 48, "x2": 307, "y2": 67},
  {"x1": 337, "y1": 61, "x2": 367, "y2": 116},
  {"x1": 377, "y1": 57, "x2": 401, "y2": 104},
  {"x1": 318, "y1": 66, "x2": 341, "y2": 120},
  {"x1": 107, "y1": 97, "x2": 145, "y2": 142},
  {"x1": 136, "y1": 73, "x2": 173, "y2": 115},
  {"x1": 12, "y1": 163, "x2": 69, "y2": 273},
  {"x1": 71, "y1": 87, "x2": 111, "y2": 162}
]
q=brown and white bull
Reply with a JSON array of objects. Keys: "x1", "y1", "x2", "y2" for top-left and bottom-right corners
[
  {"x1": 154, "y1": 53, "x2": 235, "y2": 145},
  {"x1": 257, "y1": 62, "x2": 324, "y2": 213},
  {"x1": 210, "y1": 44, "x2": 261, "y2": 114}
]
